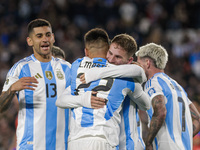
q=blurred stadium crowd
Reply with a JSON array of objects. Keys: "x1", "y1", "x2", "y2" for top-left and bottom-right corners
[{"x1": 0, "y1": 0, "x2": 200, "y2": 149}]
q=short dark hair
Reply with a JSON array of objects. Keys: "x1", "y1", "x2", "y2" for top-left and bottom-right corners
[
  {"x1": 51, "y1": 46, "x2": 65, "y2": 59},
  {"x1": 84, "y1": 28, "x2": 110, "y2": 50},
  {"x1": 111, "y1": 34, "x2": 137, "y2": 57},
  {"x1": 27, "y1": 18, "x2": 52, "y2": 35}
]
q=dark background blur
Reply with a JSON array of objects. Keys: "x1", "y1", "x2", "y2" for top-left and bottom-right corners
[{"x1": 0, "y1": 0, "x2": 200, "y2": 149}]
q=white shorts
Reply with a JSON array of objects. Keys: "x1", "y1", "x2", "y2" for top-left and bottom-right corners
[{"x1": 68, "y1": 136, "x2": 118, "y2": 150}]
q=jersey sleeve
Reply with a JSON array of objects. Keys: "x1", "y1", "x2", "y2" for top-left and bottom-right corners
[
  {"x1": 56, "y1": 86, "x2": 92, "y2": 108},
  {"x1": 187, "y1": 98, "x2": 192, "y2": 105},
  {"x1": 84, "y1": 64, "x2": 147, "y2": 84},
  {"x1": 128, "y1": 82, "x2": 150, "y2": 111},
  {"x1": 145, "y1": 79, "x2": 165, "y2": 103},
  {"x1": 2, "y1": 63, "x2": 21, "y2": 92}
]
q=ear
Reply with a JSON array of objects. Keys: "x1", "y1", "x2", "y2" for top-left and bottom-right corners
[
  {"x1": 128, "y1": 57, "x2": 134, "y2": 64},
  {"x1": 146, "y1": 58, "x2": 151, "y2": 69},
  {"x1": 84, "y1": 48, "x2": 89, "y2": 57},
  {"x1": 27, "y1": 37, "x2": 33, "y2": 46},
  {"x1": 52, "y1": 33, "x2": 55, "y2": 44}
]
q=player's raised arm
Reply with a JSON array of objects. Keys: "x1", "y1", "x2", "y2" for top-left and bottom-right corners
[{"x1": 81, "y1": 64, "x2": 147, "y2": 84}]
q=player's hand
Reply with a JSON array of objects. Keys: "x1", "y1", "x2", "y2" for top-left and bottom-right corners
[
  {"x1": 91, "y1": 91, "x2": 107, "y2": 109},
  {"x1": 80, "y1": 73, "x2": 86, "y2": 83},
  {"x1": 11, "y1": 77, "x2": 38, "y2": 92}
]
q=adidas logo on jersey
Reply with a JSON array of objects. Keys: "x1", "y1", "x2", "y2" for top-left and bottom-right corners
[
  {"x1": 34, "y1": 73, "x2": 43, "y2": 79},
  {"x1": 34, "y1": 71, "x2": 64, "y2": 80}
]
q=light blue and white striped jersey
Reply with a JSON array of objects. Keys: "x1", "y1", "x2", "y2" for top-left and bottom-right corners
[
  {"x1": 144, "y1": 73, "x2": 193, "y2": 150},
  {"x1": 2, "y1": 54, "x2": 71, "y2": 150},
  {"x1": 69, "y1": 57, "x2": 136, "y2": 147},
  {"x1": 119, "y1": 97, "x2": 145, "y2": 150},
  {"x1": 119, "y1": 96, "x2": 139, "y2": 150},
  {"x1": 136, "y1": 113, "x2": 145, "y2": 150}
]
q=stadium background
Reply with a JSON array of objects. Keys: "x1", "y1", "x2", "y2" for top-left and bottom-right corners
[{"x1": 0, "y1": 0, "x2": 200, "y2": 149}]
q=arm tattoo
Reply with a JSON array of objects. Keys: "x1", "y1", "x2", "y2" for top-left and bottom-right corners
[
  {"x1": 193, "y1": 124, "x2": 196, "y2": 133},
  {"x1": 190, "y1": 105, "x2": 200, "y2": 121},
  {"x1": 0, "y1": 86, "x2": 16, "y2": 113},
  {"x1": 190, "y1": 104, "x2": 200, "y2": 136},
  {"x1": 146, "y1": 95, "x2": 166, "y2": 145}
]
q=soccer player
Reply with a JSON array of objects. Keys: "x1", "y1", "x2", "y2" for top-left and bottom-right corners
[
  {"x1": 56, "y1": 28, "x2": 150, "y2": 150},
  {"x1": 136, "y1": 43, "x2": 200, "y2": 150},
  {"x1": 79, "y1": 34, "x2": 150, "y2": 150},
  {"x1": 106, "y1": 34, "x2": 148, "y2": 150},
  {"x1": 0, "y1": 19, "x2": 71, "y2": 150}
]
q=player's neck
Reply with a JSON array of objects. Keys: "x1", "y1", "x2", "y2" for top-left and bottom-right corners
[
  {"x1": 148, "y1": 68, "x2": 164, "y2": 79},
  {"x1": 88, "y1": 53, "x2": 106, "y2": 59},
  {"x1": 34, "y1": 53, "x2": 52, "y2": 62}
]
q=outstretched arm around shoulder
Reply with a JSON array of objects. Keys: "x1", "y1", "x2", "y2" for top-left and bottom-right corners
[{"x1": 81, "y1": 64, "x2": 147, "y2": 84}]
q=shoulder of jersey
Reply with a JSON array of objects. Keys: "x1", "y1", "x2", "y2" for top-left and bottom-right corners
[
  {"x1": 7, "y1": 55, "x2": 34, "y2": 76},
  {"x1": 55, "y1": 58, "x2": 71, "y2": 67},
  {"x1": 14, "y1": 55, "x2": 34, "y2": 66},
  {"x1": 71, "y1": 58, "x2": 84, "y2": 65}
]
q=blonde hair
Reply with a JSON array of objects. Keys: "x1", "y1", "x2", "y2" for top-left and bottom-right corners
[{"x1": 135, "y1": 43, "x2": 168, "y2": 69}]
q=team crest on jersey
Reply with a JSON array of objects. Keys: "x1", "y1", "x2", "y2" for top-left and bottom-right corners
[
  {"x1": 56, "y1": 71, "x2": 64, "y2": 80},
  {"x1": 45, "y1": 71, "x2": 53, "y2": 80},
  {"x1": 148, "y1": 88, "x2": 156, "y2": 97}
]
